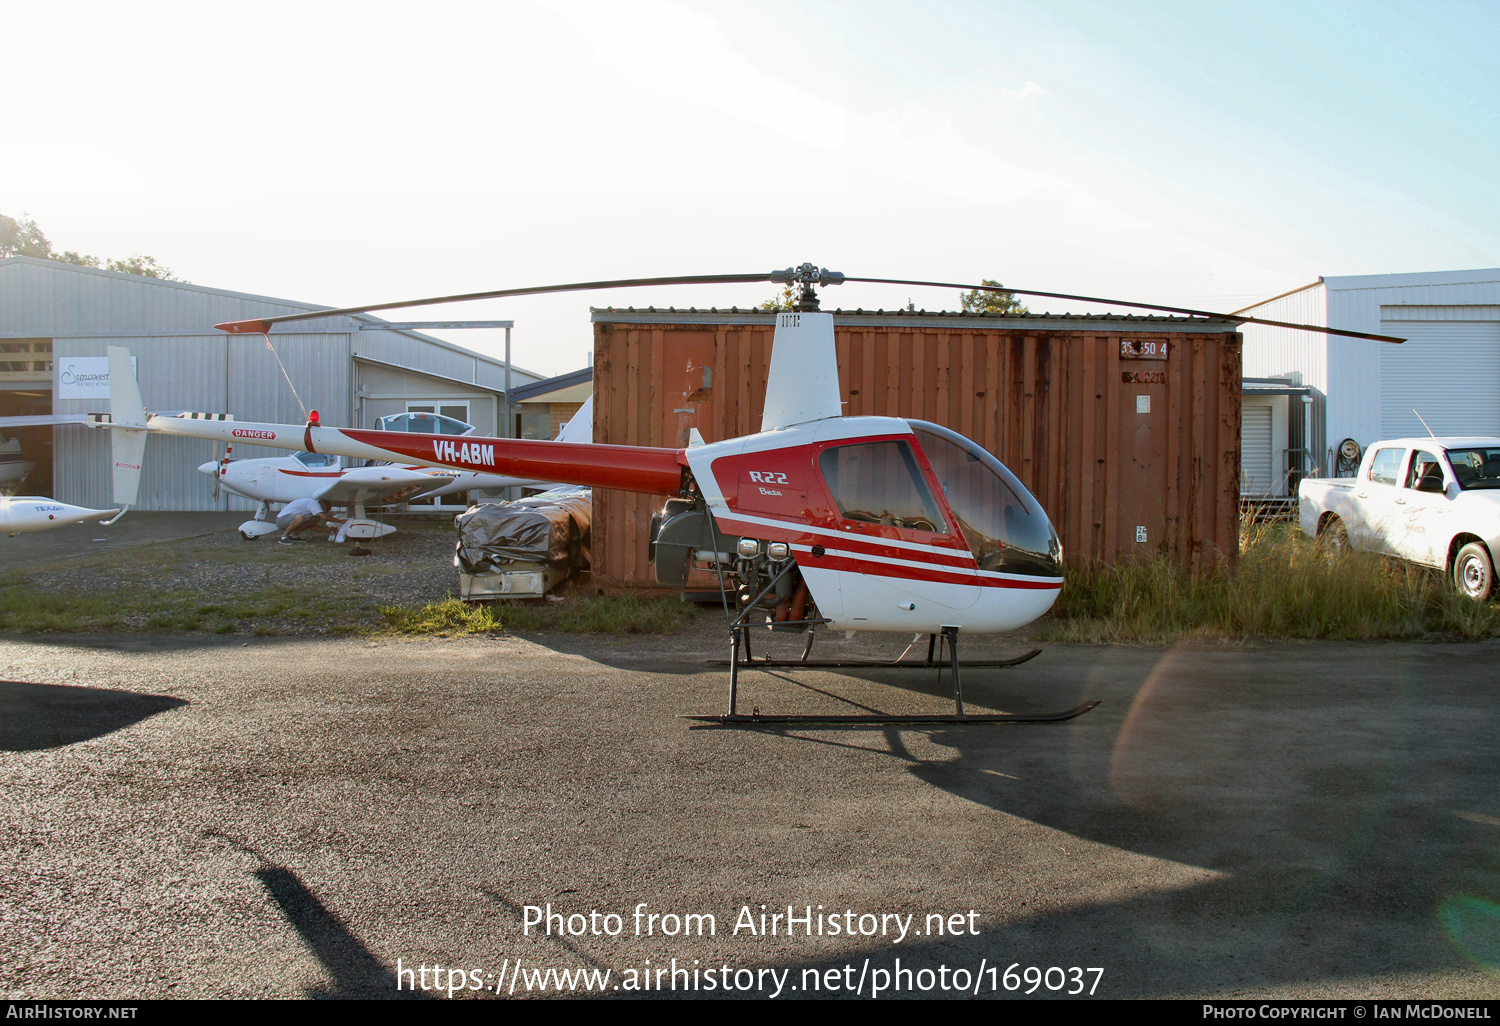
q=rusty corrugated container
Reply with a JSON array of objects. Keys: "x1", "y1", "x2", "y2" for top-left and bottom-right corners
[{"x1": 591, "y1": 309, "x2": 1241, "y2": 593}]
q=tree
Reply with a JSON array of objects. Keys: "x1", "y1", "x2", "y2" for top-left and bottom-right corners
[
  {"x1": 104, "y1": 255, "x2": 178, "y2": 280},
  {"x1": 0, "y1": 214, "x2": 53, "y2": 258},
  {"x1": 52, "y1": 250, "x2": 100, "y2": 268},
  {"x1": 959, "y1": 279, "x2": 1027, "y2": 315},
  {"x1": 757, "y1": 283, "x2": 797, "y2": 311},
  {"x1": 0, "y1": 212, "x2": 183, "y2": 280}
]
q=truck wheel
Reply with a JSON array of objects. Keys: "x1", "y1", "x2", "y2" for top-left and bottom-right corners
[
  {"x1": 1318, "y1": 517, "x2": 1348, "y2": 556},
  {"x1": 1453, "y1": 542, "x2": 1495, "y2": 601}
]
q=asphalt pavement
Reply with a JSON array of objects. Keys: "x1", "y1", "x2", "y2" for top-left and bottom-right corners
[{"x1": 4, "y1": 630, "x2": 1500, "y2": 1000}]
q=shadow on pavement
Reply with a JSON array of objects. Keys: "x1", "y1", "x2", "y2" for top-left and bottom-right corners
[
  {"x1": 735, "y1": 645, "x2": 1500, "y2": 996},
  {"x1": 0, "y1": 679, "x2": 187, "y2": 751}
]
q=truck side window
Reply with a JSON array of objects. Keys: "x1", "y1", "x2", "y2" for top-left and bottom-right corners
[
  {"x1": 1404, "y1": 451, "x2": 1442, "y2": 489},
  {"x1": 1368, "y1": 448, "x2": 1404, "y2": 487}
]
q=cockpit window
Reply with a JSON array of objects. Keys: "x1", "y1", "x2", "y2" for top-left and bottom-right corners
[
  {"x1": 294, "y1": 451, "x2": 339, "y2": 468},
  {"x1": 1446, "y1": 448, "x2": 1500, "y2": 490},
  {"x1": 818, "y1": 440, "x2": 947, "y2": 534},
  {"x1": 375, "y1": 412, "x2": 475, "y2": 435},
  {"x1": 908, "y1": 421, "x2": 1062, "y2": 578}
]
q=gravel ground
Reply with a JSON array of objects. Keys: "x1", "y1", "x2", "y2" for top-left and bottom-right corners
[{"x1": 4, "y1": 519, "x2": 475, "y2": 637}]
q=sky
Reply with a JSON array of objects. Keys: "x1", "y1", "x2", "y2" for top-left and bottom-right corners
[{"x1": 4, "y1": 0, "x2": 1497, "y2": 378}]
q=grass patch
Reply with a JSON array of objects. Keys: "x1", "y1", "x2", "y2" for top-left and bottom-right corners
[
  {"x1": 0, "y1": 577, "x2": 379, "y2": 635},
  {"x1": 380, "y1": 594, "x2": 701, "y2": 637},
  {"x1": 1042, "y1": 519, "x2": 1500, "y2": 643}
]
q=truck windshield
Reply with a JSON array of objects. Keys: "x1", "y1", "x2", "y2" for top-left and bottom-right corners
[{"x1": 1445, "y1": 448, "x2": 1500, "y2": 490}]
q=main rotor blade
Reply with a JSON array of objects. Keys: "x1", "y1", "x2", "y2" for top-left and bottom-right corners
[
  {"x1": 214, "y1": 272, "x2": 781, "y2": 334},
  {"x1": 843, "y1": 276, "x2": 1406, "y2": 344},
  {"x1": 216, "y1": 265, "x2": 1405, "y2": 344}
]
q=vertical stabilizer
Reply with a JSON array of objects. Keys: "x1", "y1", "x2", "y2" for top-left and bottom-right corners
[
  {"x1": 107, "y1": 347, "x2": 146, "y2": 507},
  {"x1": 108, "y1": 347, "x2": 146, "y2": 427},
  {"x1": 760, "y1": 312, "x2": 842, "y2": 432},
  {"x1": 556, "y1": 395, "x2": 594, "y2": 443}
]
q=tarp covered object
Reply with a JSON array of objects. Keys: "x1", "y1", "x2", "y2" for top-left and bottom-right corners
[{"x1": 454, "y1": 486, "x2": 592, "y2": 576}]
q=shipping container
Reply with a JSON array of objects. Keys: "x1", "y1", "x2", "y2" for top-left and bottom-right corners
[{"x1": 591, "y1": 309, "x2": 1242, "y2": 593}]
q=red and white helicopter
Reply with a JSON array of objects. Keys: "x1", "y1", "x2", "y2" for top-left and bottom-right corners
[
  {"x1": 202, "y1": 398, "x2": 593, "y2": 541},
  {"x1": 107, "y1": 263, "x2": 1400, "y2": 722}
]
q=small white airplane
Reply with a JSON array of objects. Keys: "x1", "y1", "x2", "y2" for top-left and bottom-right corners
[
  {"x1": 199, "y1": 398, "x2": 594, "y2": 541},
  {"x1": 0, "y1": 416, "x2": 121, "y2": 535},
  {"x1": 0, "y1": 495, "x2": 121, "y2": 536}
]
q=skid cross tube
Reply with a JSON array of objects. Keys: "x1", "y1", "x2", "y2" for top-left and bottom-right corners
[{"x1": 697, "y1": 626, "x2": 1098, "y2": 725}]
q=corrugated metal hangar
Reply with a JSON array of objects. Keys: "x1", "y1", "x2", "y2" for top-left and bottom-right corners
[
  {"x1": 1239, "y1": 267, "x2": 1500, "y2": 487},
  {"x1": 590, "y1": 306, "x2": 1243, "y2": 591},
  {"x1": 0, "y1": 257, "x2": 542, "y2": 511}
]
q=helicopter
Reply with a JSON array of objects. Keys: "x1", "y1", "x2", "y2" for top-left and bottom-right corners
[{"x1": 112, "y1": 263, "x2": 1403, "y2": 723}]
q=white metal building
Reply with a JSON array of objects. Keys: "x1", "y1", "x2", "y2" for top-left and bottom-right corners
[
  {"x1": 1238, "y1": 267, "x2": 1500, "y2": 480},
  {"x1": 0, "y1": 257, "x2": 541, "y2": 510}
]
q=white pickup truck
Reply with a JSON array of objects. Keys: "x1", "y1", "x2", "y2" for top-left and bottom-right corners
[{"x1": 1299, "y1": 437, "x2": 1500, "y2": 600}]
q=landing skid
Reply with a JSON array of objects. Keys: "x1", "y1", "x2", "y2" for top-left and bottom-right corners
[
  {"x1": 684, "y1": 703, "x2": 1101, "y2": 726},
  {"x1": 706, "y1": 649, "x2": 1043, "y2": 670},
  {"x1": 690, "y1": 624, "x2": 1099, "y2": 727}
]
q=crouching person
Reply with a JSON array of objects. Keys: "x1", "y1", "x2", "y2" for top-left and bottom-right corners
[{"x1": 277, "y1": 498, "x2": 344, "y2": 544}]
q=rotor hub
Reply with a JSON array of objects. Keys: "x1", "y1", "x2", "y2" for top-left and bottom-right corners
[{"x1": 770, "y1": 262, "x2": 845, "y2": 313}]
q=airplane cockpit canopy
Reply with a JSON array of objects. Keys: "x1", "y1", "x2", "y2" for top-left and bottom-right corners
[
  {"x1": 293, "y1": 451, "x2": 339, "y2": 469},
  {"x1": 906, "y1": 420, "x2": 1062, "y2": 579},
  {"x1": 374, "y1": 412, "x2": 475, "y2": 436}
]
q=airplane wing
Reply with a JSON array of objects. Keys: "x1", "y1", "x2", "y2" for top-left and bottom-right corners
[
  {"x1": 314, "y1": 466, "x2": 458, "y2": 508},
  {"x1": 0, "y1": 415, "x2": 90, "y2": 429}
]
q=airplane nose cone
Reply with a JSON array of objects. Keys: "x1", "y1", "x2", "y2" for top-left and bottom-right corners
[{"x1": 197, "y1": 461, "x2": 218, "y2": 477}]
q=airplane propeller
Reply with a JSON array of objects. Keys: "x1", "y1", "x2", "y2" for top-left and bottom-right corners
[
  {"x1": 213, "y1": 263, "x2": 1405, "y2": 344},
  {"x1": 212, "y1": 443, "x2": 232, "y2": 503}
]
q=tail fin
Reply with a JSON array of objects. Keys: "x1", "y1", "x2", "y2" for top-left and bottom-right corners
[
  {"x1": 761, "y1": 312, "x2": 842, "y2": 431},
  {"x1": 107, "y1": 347, "x2": 147, "y2": 508},
  {"x1": 555, "y1": 395, "x2": 594, "y2": 443}
]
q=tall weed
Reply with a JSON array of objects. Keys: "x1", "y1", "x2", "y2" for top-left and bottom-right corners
[{"x1": 1043, "y1": 519, "x2": 1500, "y2": 643}]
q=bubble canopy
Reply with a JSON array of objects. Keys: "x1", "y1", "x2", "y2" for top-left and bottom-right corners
[{"x1": 907, "y1": 420, "x2": 1063, "y2": 579}]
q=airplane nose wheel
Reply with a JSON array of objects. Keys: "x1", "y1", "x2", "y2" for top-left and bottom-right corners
[{"x1": 691, "y1": 622, "x2": 1099, "y2": 725}]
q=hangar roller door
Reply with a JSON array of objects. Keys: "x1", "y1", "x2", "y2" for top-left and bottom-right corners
[
  {"x1": 1381, "y1": 320, "x2": 1500, "y2": 438},
  {"x1": 1241, "y1": 404, "x2": 1273, "y2": 496}
]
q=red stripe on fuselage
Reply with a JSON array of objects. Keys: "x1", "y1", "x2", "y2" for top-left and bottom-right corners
[
  {"x1": 712, "y1": 513, "x2": 978, "y2": 568},
  {"x1": 807, "y1": 551, "x2": 1060, "y2": 590}
]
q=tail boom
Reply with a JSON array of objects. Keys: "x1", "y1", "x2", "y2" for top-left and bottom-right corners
[{"x1": 145, "y1": 415, "x2": 686, "y2": 496}]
